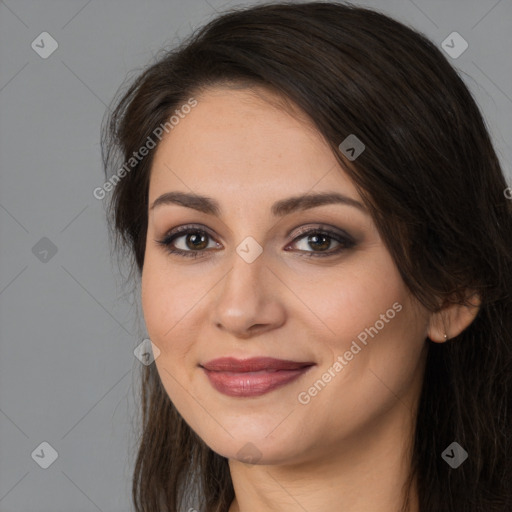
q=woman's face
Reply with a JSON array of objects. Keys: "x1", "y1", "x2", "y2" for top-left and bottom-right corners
[{"x1": 141, "y1": 85, "x2": 430, "y2": 465}]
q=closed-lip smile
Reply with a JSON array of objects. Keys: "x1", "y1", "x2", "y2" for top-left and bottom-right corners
[{"x1": 200, "y1": 357, "x2": 315, "y2": 397}]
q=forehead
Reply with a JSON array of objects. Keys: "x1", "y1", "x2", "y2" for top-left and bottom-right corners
[{"x1": 149, "y1": 86, "x2": 360, "y2": 204}]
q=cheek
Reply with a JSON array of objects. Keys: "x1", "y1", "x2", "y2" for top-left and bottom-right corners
[
  {"x1": 141, "y1": 258, "x2": 199, "y2": 405},
  {"x1": 289, "y1": 251, "x2": 406, "y2": 352},
  {"x1": 141, "y1": 253, "x2": 192, "y2": 353},
  {"x1": 141, "y1": 250, "x2": 220, "y2": 365},
  {"x1": 141, "y1": 264, "x2": 216, "y2": 431},
  {"x1": 141, "y1": 265, "x2": 169, "y2": 342}
]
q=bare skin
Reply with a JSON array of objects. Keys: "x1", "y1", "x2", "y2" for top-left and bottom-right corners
[{"x1": 141, "y1": 85, "x2": 480, "y2": 512}]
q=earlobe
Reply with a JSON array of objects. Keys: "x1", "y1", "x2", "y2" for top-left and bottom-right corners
[{"x1": 427, "y1": 290, "x2": 481, "y2": 343}]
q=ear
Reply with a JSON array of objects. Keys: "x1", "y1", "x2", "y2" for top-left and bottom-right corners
[{"x1": 427, "y1": 290, "x2": 481, "y2": 343}]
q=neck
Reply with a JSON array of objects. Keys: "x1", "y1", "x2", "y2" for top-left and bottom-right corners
[{"x1": 227, "y1": 387, "x2": 421, "y2": 512}]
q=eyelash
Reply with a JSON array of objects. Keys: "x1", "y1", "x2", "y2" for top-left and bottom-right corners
[{"x1": 155, "y1": 224, "x2": 356, "y2": 259}]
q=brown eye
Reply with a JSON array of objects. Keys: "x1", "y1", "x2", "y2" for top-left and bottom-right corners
[
  {"x1": 156, "y1": 225, "x2": 219, "y2": 259},
  {"x1": 288, "y1": 227, "x2": 356, "y2": 257},
  {"x1": 156, "y1": 224, "x2": 356, "y2": 259},
  {"x1": 183, "y1": 231, "x2": 209, "y2": 251},
  {"x1": 305, "y1": 233, "x2": 331, "y2": 251}
]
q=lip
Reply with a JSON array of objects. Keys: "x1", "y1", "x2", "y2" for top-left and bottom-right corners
[
  {"x1": 200, "y1": 357, "x2": 315, "y2": 397},
  {"x1": 202, "y1": 357, "x2": 314, "y2": 372}
]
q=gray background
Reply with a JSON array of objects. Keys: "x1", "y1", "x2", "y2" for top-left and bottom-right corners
[{"x1": 0, "y1": 0, "x2": 510, "y2": 511}]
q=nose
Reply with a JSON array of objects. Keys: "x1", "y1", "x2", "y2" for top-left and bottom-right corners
[{"x1": 211, "y1": 248, "x2": 287, "y2": 339}]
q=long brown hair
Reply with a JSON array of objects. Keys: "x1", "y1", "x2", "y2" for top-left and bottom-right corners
[{"x1": 101, "y1": 2, "x2": 512, "y2": 511}]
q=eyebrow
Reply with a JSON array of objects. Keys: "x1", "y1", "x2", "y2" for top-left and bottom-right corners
[{"x1": 150, "y1": 191, "x2": 367, "y2": 216}]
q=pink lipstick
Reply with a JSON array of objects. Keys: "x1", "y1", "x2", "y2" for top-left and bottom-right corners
[{"x1": 200, "y1": 357, "x2": 315, "y2": 397}]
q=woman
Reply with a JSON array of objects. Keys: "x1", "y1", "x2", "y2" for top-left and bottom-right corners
[{"x1": 101, "y1": 2, "x2": 512, "y2": 511}]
